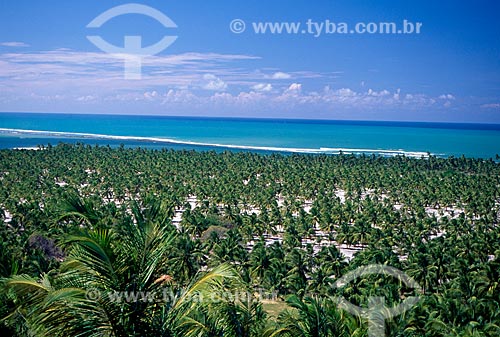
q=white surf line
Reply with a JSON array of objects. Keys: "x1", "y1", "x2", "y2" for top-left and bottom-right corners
[{"x1": 0, "y1": 128, "x2": 431, "y2": 157}]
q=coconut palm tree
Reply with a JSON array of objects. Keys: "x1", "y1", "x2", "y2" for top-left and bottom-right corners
[
  {"x1": 2, "y1": 217, "x2": 245, "y2": 336},
  {"x1": 265, "y1": 295, "x2": 360, "y2": 337}
]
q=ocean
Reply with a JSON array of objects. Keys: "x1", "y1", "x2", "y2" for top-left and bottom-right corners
[{"x1": 1, "y1": 112, "x2": 499, "y2": 158}]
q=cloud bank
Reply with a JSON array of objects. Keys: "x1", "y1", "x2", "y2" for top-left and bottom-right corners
[{"x1": 0, "y1": 48, "x2": 469, "y2": 119}]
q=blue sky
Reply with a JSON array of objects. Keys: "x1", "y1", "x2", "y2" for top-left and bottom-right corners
[{"x1": 0, "y1": 0, "x2": 499, "y2": 122}]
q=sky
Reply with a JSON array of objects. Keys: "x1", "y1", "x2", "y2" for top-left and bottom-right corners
[{"x1": 0, "y1": 0, "x2": 499, "y2": 122}]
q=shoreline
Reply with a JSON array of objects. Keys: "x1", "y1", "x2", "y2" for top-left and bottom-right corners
[{"x1": 0, "y1": 128, "x2": 432, "y2": 158}]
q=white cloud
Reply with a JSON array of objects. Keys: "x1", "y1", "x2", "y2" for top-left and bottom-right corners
[
  {"x1": 0, "y1": 41, "x2": 30, "y2": 47},
  {"x1": 439, "y1": 94, "x2": 455, "y2": 100},
  {"x1": 76, "y1": 95, "x2": 96, "y2": 102},
  {"x1": 270, "y1": 72, "x2": 291, "y2": 79},
  {"x1": 0, "y1": 50, "x2": 259, "y2": 90},
  {"x1": 251, "y1": 83, "x2": 272, "y2": 92},
  {"x1": 368, "y1": 89, "x2": 390, "y2": 96},
  {"x1": 318, "y1": 87, "x2": 443, "y2": 109},
  {"x1": 393, "y1": 88, "x2": 401, "y2": 100},
  {"x1": 202, "y1": 74, "x2": 228, "y2": 91},
  {"x1": 143, "y1": 91, "x2": 158, "y2": 100},
  {"x1": 161, "y1": 89, "x2": 198, "y2": 104},
  {"x1": 285, "y1": 83, "x2": 302, "y2": 93},
  {"x1": 28, "y1": 93, "x2": 65, "y2": 101},
  {"x1": 335, "y1": 88, "x2": 356, "y2": 97},
  {"x1": 480, "y1": 103, "x2": 500, "y2": 109}
]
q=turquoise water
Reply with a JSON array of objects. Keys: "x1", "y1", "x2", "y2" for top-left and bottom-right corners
[{"x1": 1, "y1": 112, "x2": 500, "y2": 158}]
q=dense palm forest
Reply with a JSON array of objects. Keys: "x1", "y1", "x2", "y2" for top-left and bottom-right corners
[{"x1": 0, "y1": 143, "x2": 499, "y2": 336}]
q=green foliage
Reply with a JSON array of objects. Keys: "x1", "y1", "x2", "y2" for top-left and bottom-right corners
[{"x1": 0, "y1": 144, "x2": 499, "y2": 336}]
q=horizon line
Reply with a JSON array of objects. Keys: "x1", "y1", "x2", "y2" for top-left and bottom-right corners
[{"x1": 2, "y1": 110, "x2": 500, "y2": 126}]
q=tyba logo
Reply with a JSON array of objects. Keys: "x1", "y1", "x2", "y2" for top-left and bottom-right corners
[
  {"x1": 87, "y1": 3, "x2": 177, "y2": 79},
  {"x1": 332, "y1": 264, "x2": 422, "y2": 337}
]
